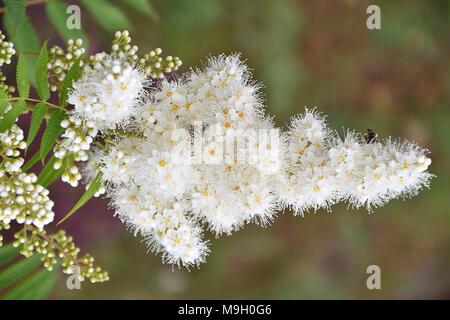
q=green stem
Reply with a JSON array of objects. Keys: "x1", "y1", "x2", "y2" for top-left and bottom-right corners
[
  {"x1": 7, "y1": 97, "x2": 66, "y2": 111},
  {"x1": 20, "y1": 51, "x2": 40, "y2": 57}
]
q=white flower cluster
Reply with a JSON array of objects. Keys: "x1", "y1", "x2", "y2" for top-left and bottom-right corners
[
  {"x1": 92, "y1": 55, "x2": 432, "y2": 267},
  {"x1": 57, "y1": 52, "x2": 147, "y2": 186},
  {"x1": 0, "y1": 126, "x2": 55, "y2": 230},
  {"x1": 278, "y1": 111, "x2": 433, "y2": 213},
  {"x1": 70, "y1": 54, "x2": 432, "y2": 268},
  {"x1": 56, "y1": 32, "x2": 182, "y2": 188},
  {"x1": 68, "y1": 54, "x2": 147, "y2": 130},
  {"x1": 95, "y1": 55, "x2": 281, "y2": 267}
]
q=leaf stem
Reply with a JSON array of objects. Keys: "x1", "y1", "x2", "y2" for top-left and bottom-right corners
[
  {"x1": 6, "y1": 97, "x2": 66, "y2": 111},
  {"x1": 20, "y1": 51, "x2": 40, "y2": 57}
]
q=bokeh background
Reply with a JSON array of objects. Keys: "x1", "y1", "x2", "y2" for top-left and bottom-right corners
[{"x1": 3, "y1": 0, "x2": 450, "y2": 299}]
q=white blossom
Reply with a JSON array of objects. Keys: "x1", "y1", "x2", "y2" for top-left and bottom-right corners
[
  {"x1": 88, "y1": 54, "x2": 433, "y2": 267},
  {"x1": 329, "y1": 133, "x2": 433, "y2": 210},
  {"x1": 68, "y1": 54, "x2": 147, "y2": 130}
]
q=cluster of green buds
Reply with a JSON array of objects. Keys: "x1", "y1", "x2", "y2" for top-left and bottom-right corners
[
  {"x1": 60, "y1": 162, "x2": 82, "y2": 187},
  {"x1": 0, "y1": 119, "x2": 108, "y2": 283},
  {"x1": 48, "y1": 39, "x2": 85, "y2": 91},
  {"x1": 14, "y1": 228, "x2": 109, "y2": 283},
  {"x1": 0, "y1": 71, "x2": 14, "y2": 94},
  {"x1": 111, "y1": 30, "x2": 138, "y2": 61},
  {"x1": 53, "y1": 115, "x2": 98, "y2": 187},
  {"x1": 138, "y1": 48, "x2": 182, "y2": 79},
  {"x1": 0, "y1": 30, "x2": 15, "y2": 67},
  {"x1": 0, "y1": 33, "x2": 16, "y2": 246},
  {"x1": 110, "y1": 30, "x2": 182, "y2": 78},
  {"x1": 0, "y1": 29, "x2": 109, "y2": 284},
  {"x1": 0, "y1": 31, "x2": 15, "y2": 94},
  {"x1": 0, "y1": 124, "x2": 26, "y2": 173},
  {"x1": 1, "y1": 125, "x2": 55, "y2": 230},
  {"x1": 0, "y1": 172, "x2": 55, "y2": 229}
]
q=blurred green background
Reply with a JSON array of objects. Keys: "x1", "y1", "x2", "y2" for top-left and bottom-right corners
[{"x1": 11, "y1": 0, "x2": 450, "y2": 299}]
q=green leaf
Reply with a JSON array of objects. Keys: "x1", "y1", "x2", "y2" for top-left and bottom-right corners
[
  {"x1": 4, "y1": 12, "x2": 40, "y2": 80},
  {"x1": 0, "y1": 254, "x2": 42, "y2": 290},
  {"x1": 81, "y1": 0, "x2": 131, "y2": 32},
  {"x1": 58, "y1": 172, "x2": 102, "y2": 225},
  {"x1": 0, "y1": 243, "x2": 21, "y2": 267},
  {"x1": 3, "y1": 0, "x2": 25, "y2": 28},
  {"x1": 16, "y1": 54, "x2": 30, "y2": 98},
  {"x1": 26, "y1": 102, "x2": 48, "y2": 147},
  {"x1": 3, "y1": 267, "x2": 58, "y2": 300},
  {"x1": 35, "y1": 42, "x2": 50, "y2": 101},
  {"x1": 46, "y1": 1, "x2": 88, "y2": 45},
  {"x1": 0, "y1": 90, "x2": 9, "y2": 116},
  {"x1": 22, "y1": 151, "x2": 41, "y2": 172},
  {"x1": 119, "y1": 0, "x2": 159, "y2": 20},
  {"x1": 59, "y1": 57, "x2": 81, "y2": 106},
  {"x1": 40, "y1": 110, "x2": 65, "y2": 163},
  {"x1": 36, "y1": 156, "x2": 67, "y2": 188},
  {"x1": 0, "y1": 99, "x2": 26, "y2": 133}
]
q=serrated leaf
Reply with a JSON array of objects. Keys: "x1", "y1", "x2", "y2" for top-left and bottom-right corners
[
  {"x1": 4, "y1": 12, "x2": 40, "y2": 80},
  {"x1": 3, "y1": 0, "x2": 25, "y2": 28},
  {"x1": 40, "y1": 110, "x2": 65, "y2": 163},
  {"x1": 59, "y1": 57, "x2": 81, "y2": 106},
  {"x1": 0, "y1": 254, "x2": 42, "y2": 290},
  {"x1": 58, "y1": 172, "x2": 102, "y2": 225},
  {"x1": 0, "y1": 243, "x2": 21, "y2": 267},
  {"x1": 0, "y1": 90, "x2": 9, "y2": 116},
  {"x1": 26, "y1": 102, "x2": 48, "y2": 147},
  {"x1": 36, "y1": 156, "x2": 67, "y2": 187},
  {"x1": 2, "y1": 267, "x2": 58, "y2": 300},
  {"x1": 35, "y1": 42, "x2": 50, "y2": 101},
  {"x1": 46, "y1": 1, "x2": 88, "y2": 45},
  {"x1": 16, "y1": 54, "x2": 30, "y2": 98},
  {"x1": 119, "y1": 0, "x2": 159, "y2": 20},
  {"x1": 81, "y1": 0, "x2": 130, "y2": 32},
  {"x1": 27, "y1": 269, "x2": 58, "y2": 300},
  {"x1": 0, "y1": 99, "x2": 26, "y2": 133}
]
